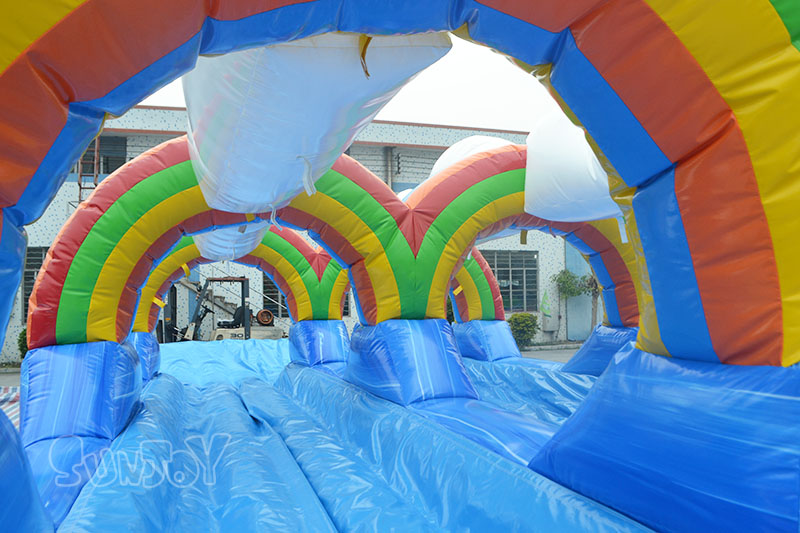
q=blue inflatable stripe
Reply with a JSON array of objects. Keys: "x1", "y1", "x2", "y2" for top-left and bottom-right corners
[
  {"x1": 633, "y1": 170, "x2": 717, "y2": 361},
  {"x1": 550, "y1": 31, "x2": 673, "y2": 187}
]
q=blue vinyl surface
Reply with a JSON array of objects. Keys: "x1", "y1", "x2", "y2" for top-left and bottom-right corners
[
  {"x1": 346, "y1": 319, "x2": 478, "y2": 405},
  {"x1": 464, "y1": 358, "x2": 595, "y2": 425},
  {"x1": 20, "y1": 341, "x2": 141, "y2": 525},
  {"x1": 159, "y1": 338, "x2": 291, "y2": 387},
  {"x1": 561, "y1": 325, "x2": 638, "y2": 376},
  {"x1": 288, "y1": 319, "x2": 349, "y2": 367},
  {"x1": 531, "y1": 344, "x2": 800, "y2": 532},
  {"x1": 55, "y1": 338, "x2": 648, "y2": 532},
  {"x1": 0, "y1": 409, "x2": 53, "y2": 532},
  {"x1": 126, "y1": 332, "x2": 161, "y2": 383},
  {"x1": 452, "y1": 320, "x2": 521, "y2": 361}
]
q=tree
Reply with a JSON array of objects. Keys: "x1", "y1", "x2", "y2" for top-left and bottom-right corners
[
  {"x1": 508, "y1": 313, "x2": 539, "y2": 348},
  {"x1": 17, "y1": 328, "x2": 27, "y2": 358},
  {"x1": 551, "y1": 269, "x2": 601, "y2": 329}
]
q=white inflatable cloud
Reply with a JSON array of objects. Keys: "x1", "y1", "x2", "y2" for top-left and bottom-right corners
[
  {"x1": 183, "y1": 31, "x2": 452, "y2": 214},
  {"x1": 524, "y1": 109, "x2": 621, "y2": 222}
]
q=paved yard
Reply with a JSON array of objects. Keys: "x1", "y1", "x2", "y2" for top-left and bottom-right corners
[
  {"x1": 0, "y1": 372, "x2": 20, "y2": 387},
  {"x1": 521, "y1": 348, "x2": 578, "y2": 364}
]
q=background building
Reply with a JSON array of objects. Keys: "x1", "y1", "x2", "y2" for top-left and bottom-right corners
[{"x1": 1, "y1": 106, "x2": 601, "y2": 361}]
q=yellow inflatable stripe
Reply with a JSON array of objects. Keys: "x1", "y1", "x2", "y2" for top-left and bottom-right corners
[
  {"x1": 152, "y1": 296, "x2": 165, "y2": 308},
  {"x1": 327, "y1": 269, "x2": 350, "y2": 320},
  {"x1": 453, "y1": 269, "x2": 481, "y2": 320},
  {"x1": 427, "y1": 193, "x2": 525, "y2": 318},
  {"x1": 181, "y1": 263, "x2": 191, "y2": 278},
  {"x1": 88, "y1": 186, "x2": 209, "y2": 341},
  {"x1": 289, "y1": 192, "x2": 401, "y2": 322},
  {"x1": 0, "y1": 1, "x2": 88, "y2": 76},
  {"x1": 646, "y1": 0, "x2": 800, "y2": 365},
  {"x1": 452, "y1": 285, "x2": 463, "y2": 296},
  {"x1": 134, "y1": 243, "x2": 202, "y2": 332},
  {"x1": 251, "y1": 243, "x2": 314, "y2": 321}
]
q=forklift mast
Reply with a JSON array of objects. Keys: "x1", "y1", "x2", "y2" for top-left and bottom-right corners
[{"x1": 184, "y1": 277, "x2": 251, "y2": 341}]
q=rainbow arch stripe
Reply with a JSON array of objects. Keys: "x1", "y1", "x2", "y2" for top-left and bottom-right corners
[
  {"x1": 451, "y1": 249, "x2": 505, "y2": 323},
  {"x1": 1, "y1": 1, "x2": 799, "y2": 366},
  {"x1": 27, "y1": 137, "x2": 271, "y2": 348},
  {"x1": 135, "y1": 231, "x2": 349, "y2": 332},
  {"x1": 451, "y1": 214, "x2": 640, "y2": 329},
  {"x1": 281, "y1": 145, "x2": 641, "y2": 334}
]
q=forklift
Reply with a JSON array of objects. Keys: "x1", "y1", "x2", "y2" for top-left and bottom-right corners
[
  {"x1": 158, "y1": 276, "x2": 281, "y2": 342},
  {"x1": 183, "y1": 277, "x2": 252, "y2": 341}
]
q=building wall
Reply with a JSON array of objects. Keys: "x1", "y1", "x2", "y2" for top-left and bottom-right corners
[{"x1": 2, "y1": 111, "x2": 577, "y2": 361}]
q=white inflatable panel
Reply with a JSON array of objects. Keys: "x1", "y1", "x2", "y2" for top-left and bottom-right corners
[
  {"x1": 428, "y1": 135, "x2": 514, "y2": 178},
  {"x1": 194, "y1": 220, "x2": 269, "y2": 261},
  {"x1": 184, "y1": 32, "x2": 452, "y2": 213},
  {"x1": 524, "y1": 109, "x2": 621, "y2": 222}
]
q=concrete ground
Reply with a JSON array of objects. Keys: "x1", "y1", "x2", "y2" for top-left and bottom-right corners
[
  {"x1": 521, "y1": 348, "x2": 577, "y2": 363},
  {"x1": 0, "y1": 372, "x2": 20, "y2": 387}
]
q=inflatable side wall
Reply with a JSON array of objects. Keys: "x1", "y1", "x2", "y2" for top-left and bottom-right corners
[
  {"x1": 346, "y1": 319, "x2": 477, "y2": 406},
  {"x1": 0, "y1": 409, "x2": 52, "y2": 532},
  {"x1": 126, "y1": 331, "x2": 161, "y2": 383},
  {"x1": 20, "y1": 342, "x2": 141, "y2": 525},
  {"x1": 531, "y1": 345, "x2": 800, "y2": 532},
  {"x1": 452, "y1": 320, "x2": 521, "y2": 361},
  {"x1": 560, "y1": 325, "x2": 638, "y2": 376},
  {"x1": 289, "y1": 320, "x2": 349, "y2": 375}
]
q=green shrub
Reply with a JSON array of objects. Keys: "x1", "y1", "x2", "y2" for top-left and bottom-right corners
[
  {"x1": 508, "y1": 313, "x2": 539, "y2": 348},
  {"x1": 17, "y1": 328, "x2": 27, "y2": 358}
]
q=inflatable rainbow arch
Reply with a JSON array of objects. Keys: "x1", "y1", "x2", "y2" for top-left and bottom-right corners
[{"x1": 1, "y1": 2, "x2": 799, "y2": 532}]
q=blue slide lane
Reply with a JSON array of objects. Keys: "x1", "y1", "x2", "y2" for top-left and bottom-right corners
[
  {"x1": 463, "y1": 358, "x2": 596, "y2": 425},
  {"x1": 56, "y1": 340, "x2": 647, "y2": 532}
]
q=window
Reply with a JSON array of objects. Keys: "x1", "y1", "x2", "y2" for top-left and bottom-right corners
[
  {"x1": 342, "y1": 290, "x2": 351, "y2": 317},
  {"x1": 481, "y1": 250, "x2": 538, "y2": 312},
  {"x1": 22, "y1": 247, "x2": 48, "y2": 321},
  {"x1": 78, "y1": 136, "x2": 128, "y2": 175}
]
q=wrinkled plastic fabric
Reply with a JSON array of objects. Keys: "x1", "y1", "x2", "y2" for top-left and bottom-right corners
[
  {"x1": 410, "y1": 398, "x2": 557, "y2": 465},
  {"x1": 452, "y1": 320, "x2": 521, "y2": 361},
  {"x1": 183, "y1": 32, "x2": 451, "y2": 213},
  {"x1": 59, "y1": 375, "x2": 337, "y2": 532},
  {"x1": 0, "y1": 212, "x2": 26, "y2": 351},
  {"x1": 463, "y1": 358, "x2": 595, "y2": 425},
  {"x1": 561, "y1": 325, "x2": 638, "y2": 376},
  {"x1": 58, "y1": 341, "x2": 647, "y2": 532},
  {"x1": 270, "y1": 364, "x2": 647, "y2": 532},
  {"x1": 26, "y1": 436, "x2": 110, "y2": 527},
  {"x1": 192, "y1": 219, "x2": 269, "y2": 261},
  {"x1": 21, "y1": 342, "x2": 141, "y2": 445},
  {"x1": 289, "y1": 320, "x2": 349, "y2": 367},
  {"x1": 530, "y1": 345, "x2": 800, "y2": 533},
  {"x1": 346, "y1": 319, "x2": 477, "y2": 405},
  {"x1": 159, "y1": 339, "x2": 290, "y2": 387},
  {"x1": 20, "y1": 341, "x2": 141, "y2": 525},
  {"x1": 0, "y1": 410, "x2": 53, "y2": 532},
  {"x1": 428, "y1": 135, "x2": 514, "y2": 178},
  {"x1": 126, "y1": 332, "x2": 161, "y2": 383},
  {"x1": 525, "y1": 108, "x2": 621, "y2": 222}
]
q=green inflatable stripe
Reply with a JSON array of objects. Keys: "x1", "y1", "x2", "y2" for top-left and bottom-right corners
[
  {"x1": 770, "y1": 0, "x2": 800, "y2": 51},
  {"x1": 412, "y1": 169, "x2": 525, "y2": 318},
  {"x1": 464, "y1": 257, "x2": 496, "y2": 320},
  {"x1": 56, "y1": 161, "x2": 197, "y2": 344},
  {"x1": 314, "y1": 170, "x2": 418, "y2": 315},
  {"x1": 260, "y1": 232, "x2": 317, "y2": 315},
  {"x1": 314, "y1": 261, "x2": 346, "y2": 319}
]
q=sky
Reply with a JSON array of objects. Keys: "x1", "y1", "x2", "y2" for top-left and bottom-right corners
[{"x1": 141, "y1": 35, "x2": 561, "y2": 132}]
